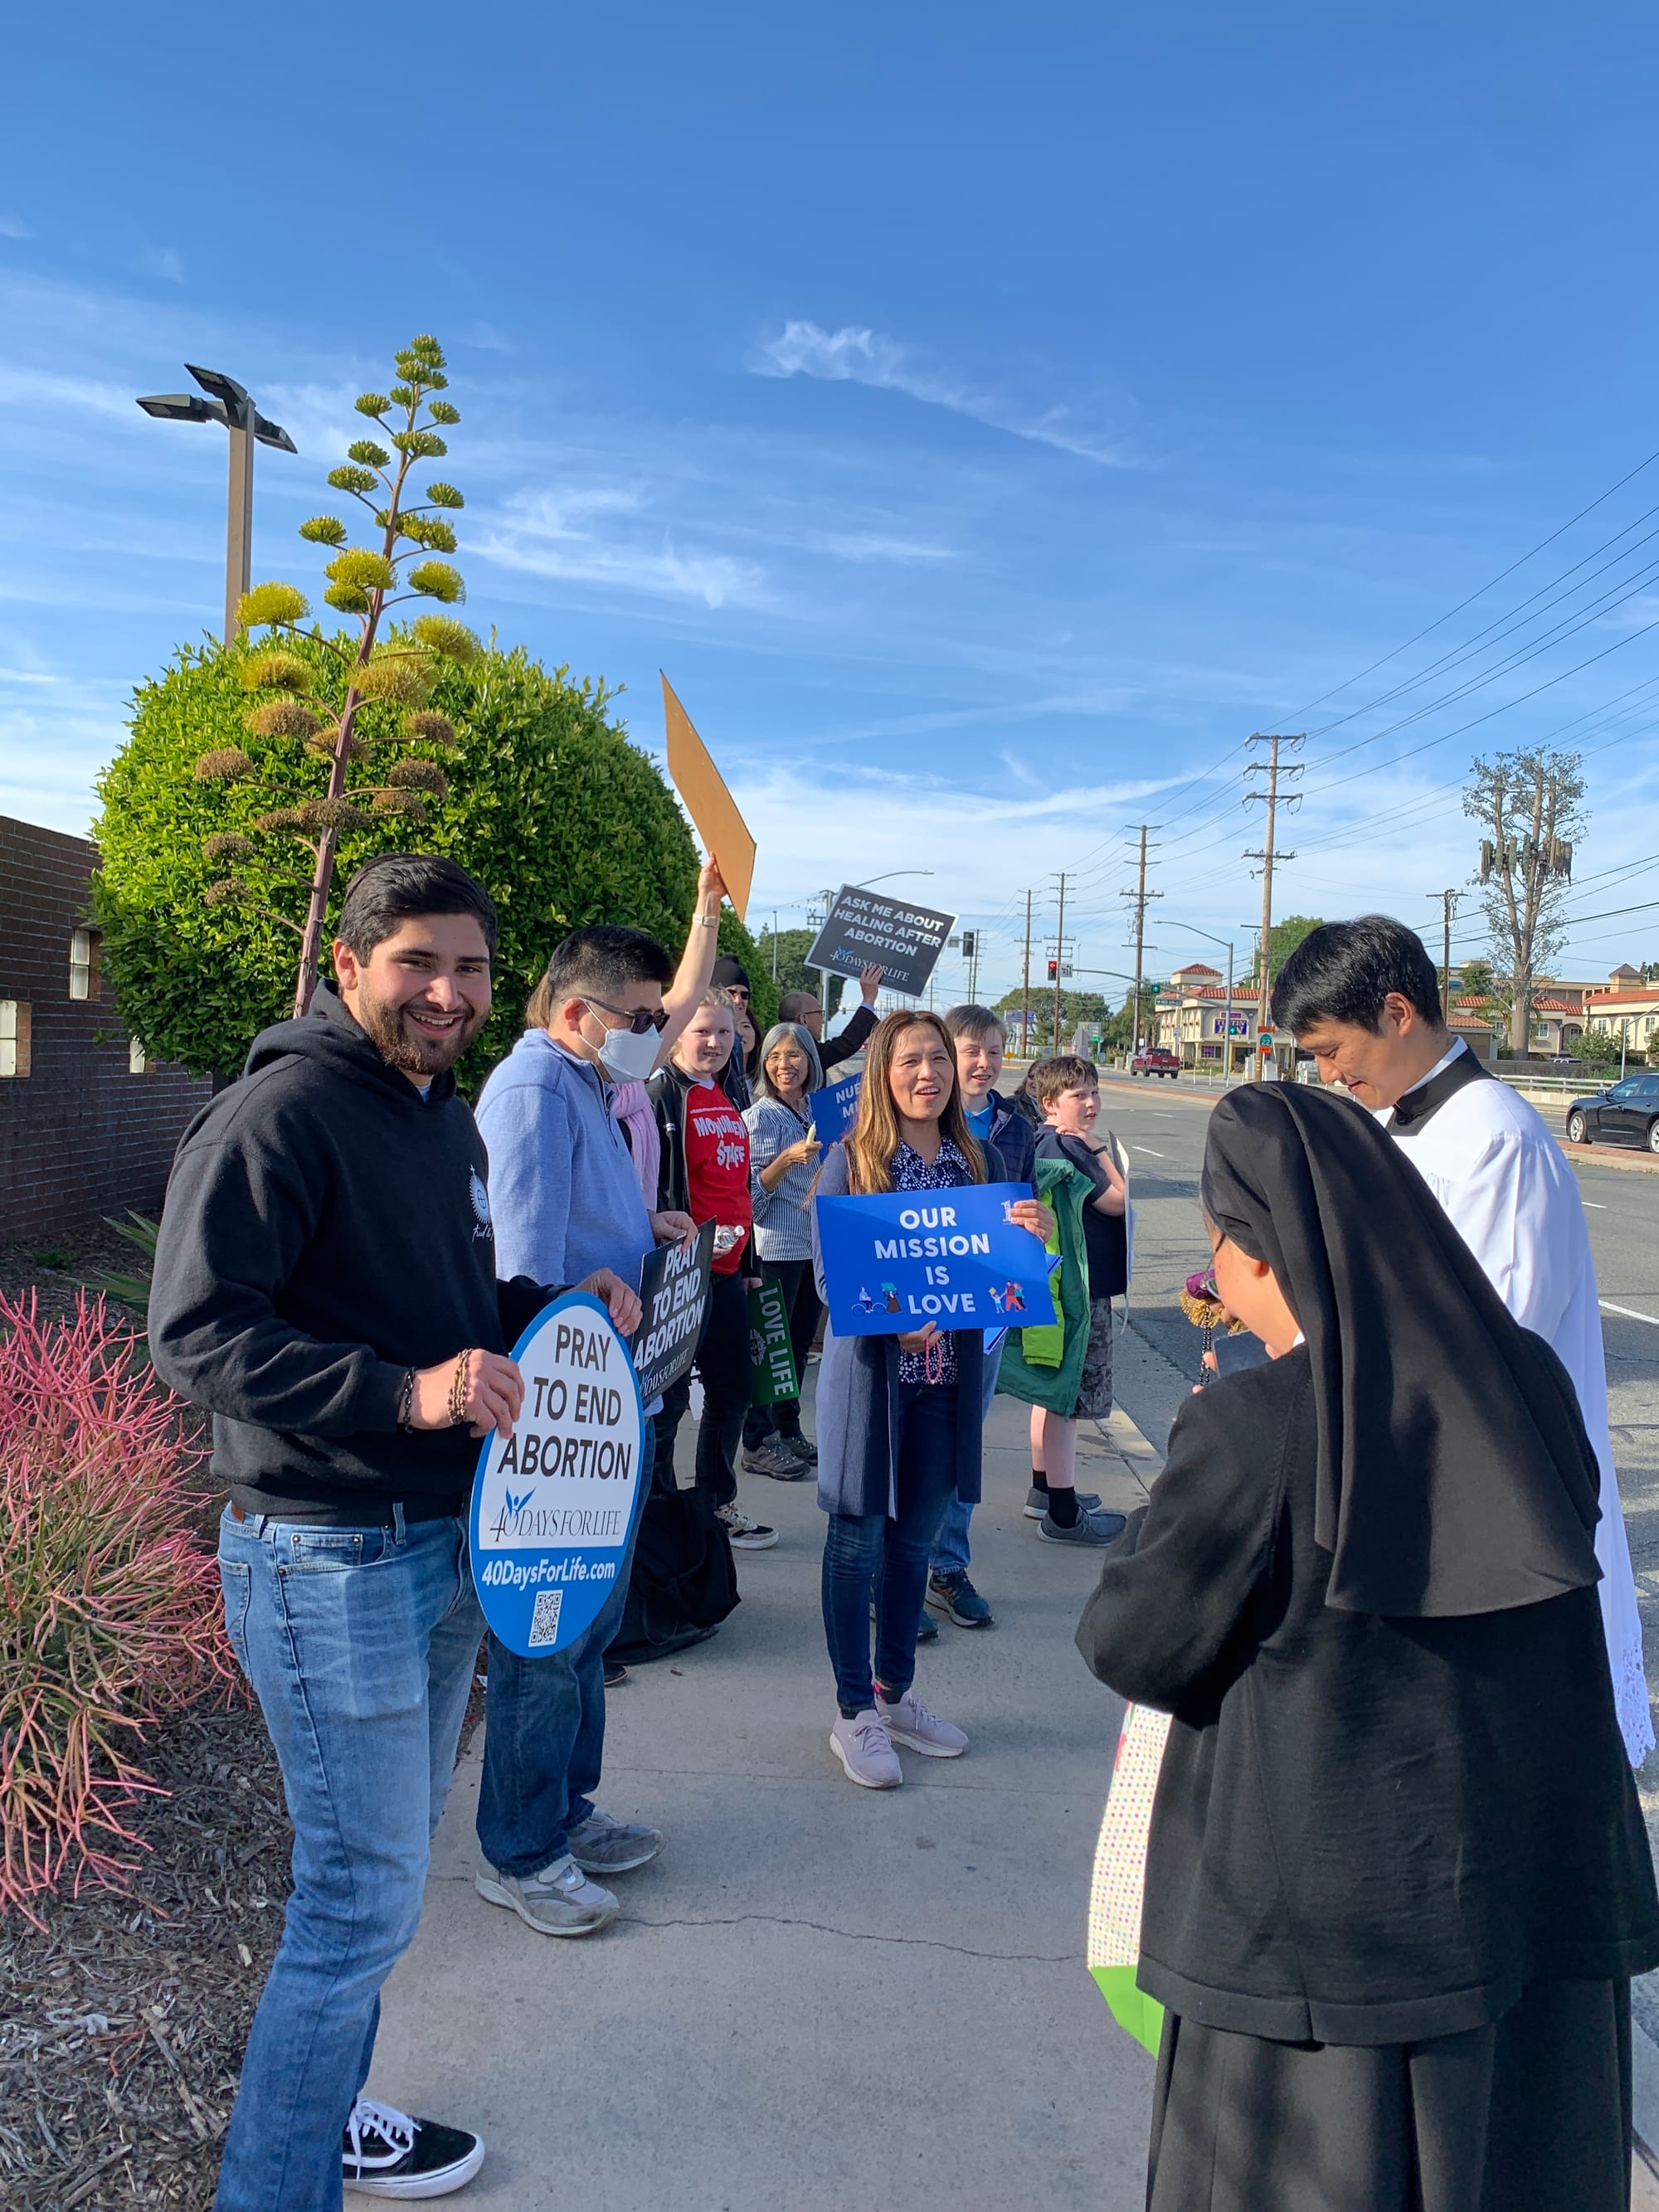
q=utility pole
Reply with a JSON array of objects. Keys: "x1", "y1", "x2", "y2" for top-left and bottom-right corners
[
  {"x1": 1428, "y1": 890, "x2": 1461, "y2": 1020},
  {"x1": 1121, "y1": 824, "x2": 1163, "y2": 1057},
  {"x1": 1243, "y1": 734, "x2": 1304, "y2": 1078},
  {"x1": 1051, "y1": 872, "x2": 1068, "y2": 1053},
  {"x1": 1020, "y1": 888, "x2": 1034, "y2": 1059}
]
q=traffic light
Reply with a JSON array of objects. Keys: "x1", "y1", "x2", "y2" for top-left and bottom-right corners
[
  {"x1": 961, "y1": 930, "x2": 977, "y2": 960},
  {"x1": 1047, "y1": 958, "x2": 1058, "y2": 981}
]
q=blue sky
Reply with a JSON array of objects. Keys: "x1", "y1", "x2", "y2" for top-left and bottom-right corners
[{"x1": 6, "y1": 2, "x2": 1659, "y2": 1002}]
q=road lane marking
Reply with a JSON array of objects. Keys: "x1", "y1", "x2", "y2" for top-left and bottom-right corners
[
  {"x1": 1583, "y1": 1200, "x2": 1606, "y2": 1208},
  {"x1": 1600, "y1": 1300, "x2": 1659, "y2": 1327},
  {"x1": 1135, "y1": 1148, "x2": 1166, "y2": 1158}
]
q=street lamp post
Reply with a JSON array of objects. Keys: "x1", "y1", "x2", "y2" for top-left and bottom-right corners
[
  {"x1": 1177, "y1": 924, "x2": 1238, "y2": 1077},
  {"x1": 137, "y1": 364, "x2": 296, "y2": 644}
]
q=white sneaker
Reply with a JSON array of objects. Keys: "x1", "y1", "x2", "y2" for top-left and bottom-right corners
[
  {"x1": 830, "y1": 1709, "x2": 902, "y2": 1788},
  {"x1": 876, "y1": 1688, "x2": 968, "y2": 1758},
  {"x1": 474, "y1": 1851, "x2": 618, "y2": 1936},
  {"x1": 717, "y1": 1501, "x2": 779, "y2": 1549}
]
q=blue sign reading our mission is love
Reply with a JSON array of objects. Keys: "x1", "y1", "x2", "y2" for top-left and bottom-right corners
[
  {"x1": 809, "y1": 1071, "x2": 863, "y2": 1146},
  {"x1": 814, "y1": 1181, "x2": 1057, "y2": 1339},
  {"x1": 469, "y1": 1291, "x2": 647, "y2": 1657}
]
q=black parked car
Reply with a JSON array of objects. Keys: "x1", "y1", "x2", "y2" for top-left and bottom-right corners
[{"x1": 1564, "y1": 1072, "x2": 1659, "y2": 1151}]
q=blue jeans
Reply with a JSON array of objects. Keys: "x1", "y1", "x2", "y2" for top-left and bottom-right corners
[
  {"x1": 931, "y1": 1338, "x2": 1005, "y2": 1580},
  {"x1": 822, "y1": 1380, "x2": 959, "y2": 1714},
  {"x1": 212, "y1": 1508, "x2": 483, "y2": 2212},
  {"x1": 475, "y1": 1422, "x2": 654, "y2": 1877}
]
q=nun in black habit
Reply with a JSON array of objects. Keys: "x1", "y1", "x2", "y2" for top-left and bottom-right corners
[{"x1": 1078, "y1": 1082, "x2": 1659, "y2": 2212}]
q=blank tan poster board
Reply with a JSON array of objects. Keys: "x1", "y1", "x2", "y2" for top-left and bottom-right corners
[{"x1": 661, "y1": 673, "x2": 757, "y2": 921}]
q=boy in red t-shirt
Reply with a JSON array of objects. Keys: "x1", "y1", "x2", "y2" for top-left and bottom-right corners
[{"x1": 647, "y1": 994, "x2": 777, "y2": 1550}]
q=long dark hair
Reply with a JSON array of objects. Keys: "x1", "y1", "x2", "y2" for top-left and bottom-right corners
[{"x1": 844, "y1": 1009, "x2": 986, "y2": 1194}]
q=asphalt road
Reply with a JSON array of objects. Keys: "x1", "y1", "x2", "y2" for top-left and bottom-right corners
[{"x1": 1089, "y1": 1068, "x2": 1659, "y2": 1831}]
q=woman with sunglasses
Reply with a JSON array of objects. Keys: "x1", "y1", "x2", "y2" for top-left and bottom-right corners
[{"x1": 811, "y1": 1010, "x2": 1053, "y2": 1787}]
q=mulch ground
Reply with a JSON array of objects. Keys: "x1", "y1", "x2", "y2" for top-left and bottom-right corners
[
  {"x1": 0, "y1": 1707, "x2": 290, "y2": 2212},
  {"x1": 0, "y1": 1231, "x2": 484, "y2": 2209}
]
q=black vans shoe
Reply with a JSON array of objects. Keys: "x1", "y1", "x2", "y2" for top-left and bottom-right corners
[{"x1": 343, "y1": 2098, "x2": 484, "y2": 2199}]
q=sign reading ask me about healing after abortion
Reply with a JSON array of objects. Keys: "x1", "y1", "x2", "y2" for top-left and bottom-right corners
[
  {"x1": 469, "y1": 1291, "x2": 646, "y2": 1658},
  {"x1": 814, "y1": 1183, "x2": 1057, "y2": 1339}
]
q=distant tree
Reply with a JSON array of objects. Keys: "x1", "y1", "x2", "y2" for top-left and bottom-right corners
[
  {"x1": 994, "y1": 985, "x2": 1108, "y2": 1051},
  {"x1": 1248, "y1": 914, "x2": 1324, "y2": 986},
  {"x1": 757, "y1": 924, "x2": 827, "y2": 1004},
  {"x1": 95, "y1": 639, "x2": 763, "y2": 1082},
  {"x1": 1578, "y1": 1027, "x2": 1622, "y2": 1071},
  {"x1": 1463, "y1": 748, "x2": 1585, "y2": 1054}
]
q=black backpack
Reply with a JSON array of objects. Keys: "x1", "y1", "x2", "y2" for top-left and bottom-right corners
[{"x1": 606, "y1": 1485, "x2": 741, "y2": 1665}]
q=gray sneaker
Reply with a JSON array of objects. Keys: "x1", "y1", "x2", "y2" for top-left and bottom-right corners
[
  {"x1": 875, "y1": 1688, "x2": 968, "y2": 1757},
  {"x1": 1036, "y1": 1505, "x2": 1128, "y2": 1546},
  {"x1": 830, "y1": 1709, "x2": 902, "y2": 1789},
  {"x1": 1023, "y1": 1486, "x2": 1102, "y2": 1520},
  {"x1": 567, "y1": 1807, "x2": 663, "y2": 1875},
  {"x1": 474, "y1": 1852, "x2": 618, "y2": 1937},
  {"x1": 742, "y1": 1440, "x2": 810, "y2": 1480}
]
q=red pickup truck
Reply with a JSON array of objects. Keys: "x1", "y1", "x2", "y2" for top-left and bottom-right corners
[{"x1": 1129, "y1": 1047, "x2": 1181, "y2": 1079}]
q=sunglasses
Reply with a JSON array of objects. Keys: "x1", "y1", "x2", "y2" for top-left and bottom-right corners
[{"x1": 582, "y1": 994, "x2": 670, "y2": 1036}]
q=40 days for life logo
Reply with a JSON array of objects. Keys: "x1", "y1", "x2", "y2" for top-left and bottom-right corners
[{"x1": 469, "y1": 1291, "x2": 646, "y2": 1657}]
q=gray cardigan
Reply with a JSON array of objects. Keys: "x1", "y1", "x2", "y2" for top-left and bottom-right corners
[
  {"x1": 744, "y1": 1096, "x2": 816, "y2": 1261},
  {"x1": 809, "y1": 1137, "x2": 1003, "y2": 1519}
]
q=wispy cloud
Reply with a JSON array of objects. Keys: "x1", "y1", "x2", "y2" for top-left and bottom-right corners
[
  {"x1": 141, "y1": 246, "x2": 186, "y2": 286},
  {"x1": 473, "y1": 489, "x2": 769, "y2": 610},
  {"x1": 756, "y1": 320, "x2": 1131, "y2": 466},
  {"x1": 0, "y1": 365, "x2": 141, "y2": 423},
  {"x1": 0, "y1": 213, "x2": 29, "y2": 241},
  {"x1": 463, "y1": 321, "x2": 512, "y2": 352}
]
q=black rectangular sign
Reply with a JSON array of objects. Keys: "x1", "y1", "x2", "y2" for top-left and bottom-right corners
[
  {"x1": 631, "y1": 1221, "x2": 714, "y2": 1403},
  {"x1": 805, "y1": 885, "x2": 959, "y2": 1000}
]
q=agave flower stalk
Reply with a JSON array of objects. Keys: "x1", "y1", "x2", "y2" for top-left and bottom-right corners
[{"x1": 195, "y1": 333, "x2": 483, "y2": 1015}]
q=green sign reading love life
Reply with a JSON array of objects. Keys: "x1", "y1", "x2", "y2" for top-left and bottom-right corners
[{"x1": 748, "y1": 1279, "x2": 799, "y2": 1407}]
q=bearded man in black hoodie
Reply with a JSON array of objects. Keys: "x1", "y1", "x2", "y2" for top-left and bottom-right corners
[{"x1": 149, "y1": 856, "x2": 638, "y2": 2211}]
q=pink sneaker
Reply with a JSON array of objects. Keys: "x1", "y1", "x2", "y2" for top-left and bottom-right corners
[{"x1": 875, "y1": 1689, "x2": 968, "y2": 1758}]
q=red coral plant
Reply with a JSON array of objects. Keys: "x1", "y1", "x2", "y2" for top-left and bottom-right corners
[{"x1": 0, "y1": 1291, "x2": 238, "y2": 1927}]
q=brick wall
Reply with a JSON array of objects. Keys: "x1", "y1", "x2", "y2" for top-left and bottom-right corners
[{"x1": 0, "y1": 816, "x2": 212, "y2": 1242}]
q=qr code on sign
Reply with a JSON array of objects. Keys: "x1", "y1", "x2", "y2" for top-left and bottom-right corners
[{"x1": 527, "y1": 1589, "x2": 563, "y2": 1648}]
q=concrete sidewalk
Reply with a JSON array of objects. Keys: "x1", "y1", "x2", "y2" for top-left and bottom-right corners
[{"x1": 364, "y1": 1388, "x2": 1158, "y2": 2210}]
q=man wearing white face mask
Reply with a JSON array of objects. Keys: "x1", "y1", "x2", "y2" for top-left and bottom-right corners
[{"x1": 470, "y1": 927, "x2": 695, "y2": 1940}]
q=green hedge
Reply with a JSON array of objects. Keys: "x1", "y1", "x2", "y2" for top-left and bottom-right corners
[{"x1": 94, "y1": 634, "x2": 769, "y2": 1082}]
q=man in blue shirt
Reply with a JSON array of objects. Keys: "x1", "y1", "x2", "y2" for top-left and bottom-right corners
[{"x1": 473, "y1": 926, "x2": 693, "y2": 1939}]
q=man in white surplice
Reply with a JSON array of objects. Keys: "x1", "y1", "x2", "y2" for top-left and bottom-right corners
[{"x1": 1272, "y1": 916, "x2": 1652, "y2": 1767}]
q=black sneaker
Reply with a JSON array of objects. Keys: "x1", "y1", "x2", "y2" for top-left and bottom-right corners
[
  {"x1": 343, "y1": 2098, "x2": 484, "y2": 2198},
  {"x1": 926, "y1": 1570, "x2": 995, "y2": 1628}
]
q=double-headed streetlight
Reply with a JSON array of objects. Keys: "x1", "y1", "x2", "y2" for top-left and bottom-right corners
[{"x1": 137, "y1": 365, "x2": 296, "y2": 644}]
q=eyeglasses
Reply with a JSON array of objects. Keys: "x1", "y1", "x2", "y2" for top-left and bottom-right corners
[{"x1": 581, "y1": 994, "x2": 669, "y2": 1036}]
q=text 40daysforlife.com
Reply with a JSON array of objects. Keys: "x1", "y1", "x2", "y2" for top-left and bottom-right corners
[{"x1": 478, "y1": 1553, "x2": 620, "y2": 1589}]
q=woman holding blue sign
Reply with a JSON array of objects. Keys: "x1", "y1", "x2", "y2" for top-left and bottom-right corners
[
  {"x1": 812, "y1": 1010, "x2": 1053, "y2": 1789},
  {"x1": 742, "y1": 1020, "x2": 825, "y2": 1479}
]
